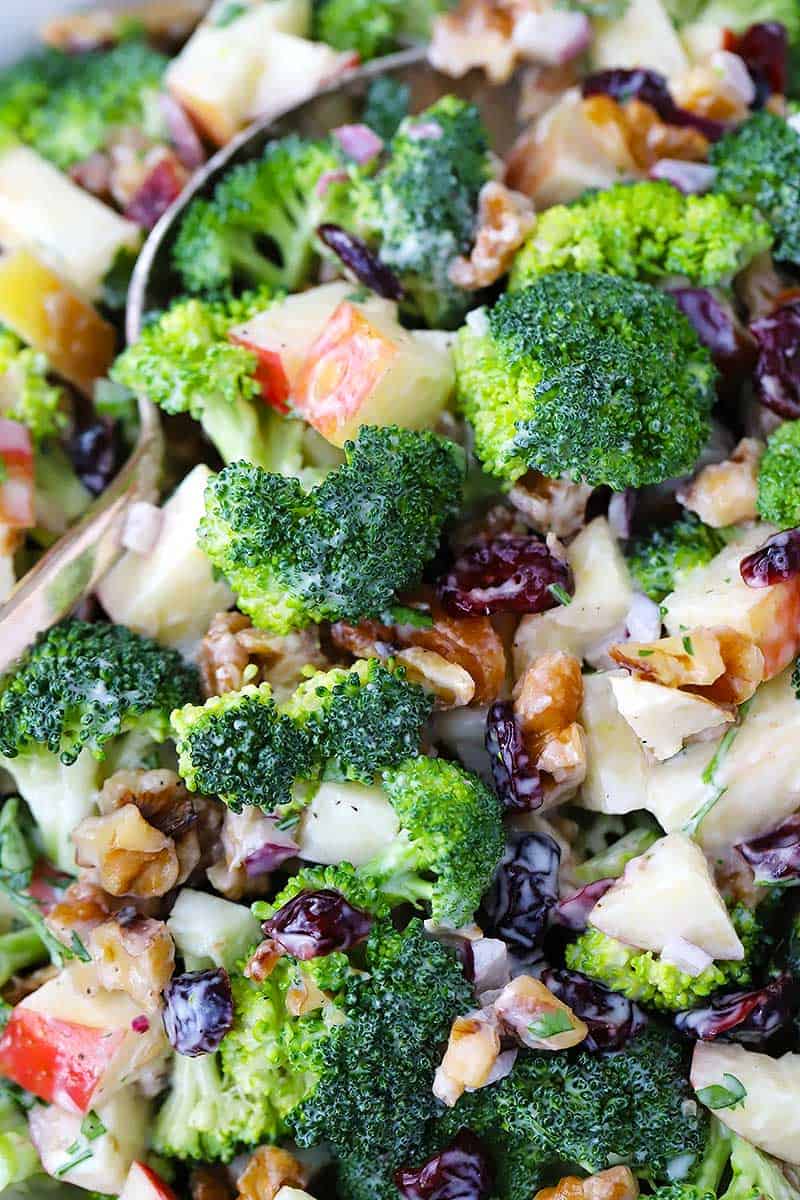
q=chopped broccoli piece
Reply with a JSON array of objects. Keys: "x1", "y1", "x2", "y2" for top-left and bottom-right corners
[
  {"x1": 283, "y1": 659, "x2": 433, "y2": 783},
  {"x1": 0, "y1": 48, "x2": 70, "y2": 148},
  {"x1": 455, "y1": 272, "x2": 716, "y2": 488},
  {"x1": 628, "y1": 514, "x2": 727, "y2": 602},
  {"x1": 350, "y1": 96, "x2": 492, "y2": 327},
  {"x1": 720, "y1": 1132, "x2": 800, "y2": 1200},
  {"x1": 172, "y1": 683, "x2": 313, "y2": 813},
  {"x1": 261, "y1": 862, "x2": 392, "y2": 920},
  {"x1": 510, "y1": 182, "x2": 771, "y2": 290},
  {"x1": 0, "y1": 1083, "x2": 41, "y2": 1191},
  {"x1": 757, "y1": 418, "x2": 800, "y2": 528},
  {"x1": 313, "y1": 0, "x2": 402, "y2": 58},
  {"x1": 666, "y1": 0, "x2": 800, "y2": 46},
  {"x1": 172, "y1": 134, "x2": 351, "y2": 296},
  {"x1": 0, "y1": 329, "x2": 63, "y2": 445},
  {"x1": 575, "y1": 824, "x2": 660, "y2": 884},
  {"x1": 711, "y1": 112, "x2": 800, "y2": 266},
  {"x1": 362, "y1": 76, "x2": 410, "y2": 140},
  {"x1": 198, "y1": 425, "x2": 464, "y2": 634}
]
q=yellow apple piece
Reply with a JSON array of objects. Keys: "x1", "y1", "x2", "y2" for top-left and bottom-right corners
[
  {"x1": 29, "y1": 1089, "x2": 150, "y2": 1194},
  {"x1": 591, "y1": 0, "x2": 689, "y2": 76},
  {"x1": 608, "y1": 673, "x2": 733, "y2": 762},
  {"x1": 296, "y1": 780, "x2": 400, "y2": 866},
  {"x1": 579, "y1": 671, "x2": 649, "y2": 816},
  {"x1": 692, "y1": 1042, "x2": 800, "y2": 1164}
]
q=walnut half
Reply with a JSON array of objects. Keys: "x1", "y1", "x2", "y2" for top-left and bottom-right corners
[{"x1": 73, "y1": 805, "x2": 180, "y2": 898}]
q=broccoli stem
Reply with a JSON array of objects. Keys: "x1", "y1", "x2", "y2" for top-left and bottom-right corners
[{"x1": 0, "y1": 928, "x2": 48, "y2": 986}]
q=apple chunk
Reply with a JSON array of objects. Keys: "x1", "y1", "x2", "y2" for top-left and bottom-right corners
[
  {"x1": 29, "y1": 1087, "x2": 150, "y2": 1193},
  {"x1": 608, "y1": 673, "x2": 733, "y2": 762},
  {"x1": 692, "y1": 1042, "x2": 800, "y2": 1164},
  {"x1": 293, "y1": 301, "x2": 454, "y2": 447},
  {"x1": 120, "y1": 1161, "x2": 179, "y2": 1200}
]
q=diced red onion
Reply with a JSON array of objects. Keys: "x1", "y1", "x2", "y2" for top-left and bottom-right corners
[
  {"x1": 223, "y1": 808, "x2": 299, "y2": 876},
  {"x1": 671, "y1": 288, "x2": 757, "y2": 379},
  {"x1": 553, "y1": 878, "x2": 614, "y2": 931},
  {"x1": 121, "y1": 501, "x2": 163, "y2": 555},
  {"x1": 70, "y1": 151, "x2": 112, "y2": 196},
  {"x1": 406, "y1": 120, "x2": 443, "y2": 141},
  {"x1": 124, "y1": 153, "x2": 187, "y2": 230},
  {"x1": 332, "y1": 123, "x2": 383, "y2": 164},
  {"x1": 315, "y1": 168, "x2": 349, "y2": 198},
  {"x1": 649, "y1": 159, "x2": 717, "y2": 194},
  {"x1": 626, "y1": 592, "x2": 663, "y2": 643},
  {"x1": 607, "y1": 489, "x2": 635, "y2": 538},
  {"x1": 736, "y1": 813, "x2": 800, "y2": 884},
  {"x1": 660, "y1": 936, "x2": 714, "y2": 977},
  {"x1": 511, "y1": 9, "x2": 592, "y2": 66},
  {"x1": 159, "y1": 92, "x2": 206, "y2": 170},
  {"x1": 471, "y1": 937, "x2": 511, "y2": 995}
]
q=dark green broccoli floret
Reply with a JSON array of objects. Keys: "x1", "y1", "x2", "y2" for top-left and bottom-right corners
[
  {"x1": 198, "y1": 424, "x2": 464, "y2": 634},
  {"x1": 0, "y1": 329, "x2": 63, "y2": 445},
  {"x1": 110, "y1": 288, "x2": 305, "y2": 471},
  {"x1": 711, "y1": 112, "x2": 800, "y2": 266},
  {"x1": 455, "y1": 272, "x2": 716, "y2": 488},
  {"x1": 757, "y1": 418, "x2": 800, "y2": 528},
  {"x1": 313, "y1": 0, "x2": 402, "y2": 58},
  {"x1": 173, "y1": 135, "x2": 351, "y2": 296},
  {"x1": 350, "y1": 96, "x2": 492, "y2": 327},
  {"x1": 260, "y1": 862, "x2": 393, "y2": 920},
  {"x1": 362, "y1": 76, "x2": 410, "y2": 140},
  {"x1": 628, "y1": 515, "x2": 727, "y2": 602},
  {"x1": 510, "y1": 182, "x2": 771, "y2": 290}
]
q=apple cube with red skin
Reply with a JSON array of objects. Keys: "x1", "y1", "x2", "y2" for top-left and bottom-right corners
[
  {"x1": 121, "y1": 1162, "x2": 179, "y2": 1200},
  {"x1": 29, "y1": 1087, "x2": 151, "y2": 1194},
  {"x1": 293, "y1": 301, "x2": 455, "y2": 447},
  {"x1": 0, "y1": 418, "x2": 34, "y2": 530}
]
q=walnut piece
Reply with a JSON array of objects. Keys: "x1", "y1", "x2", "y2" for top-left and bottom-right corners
[
  {"x1": 671, "y1": 58, "x2": 752, "y2": 123},
  {"x1": 395, "y1": 646, "x2": 476, "y2": 708},
  {"x1": 535, "y1": 1167, "x2": 639, "y2": 1200},
  {"x1": 449, "y1": 180, "x2": 535, "y2": 290},
  {"x1": 286, "y1": 968, "x2": 327, "y2": 1017},
  {"x1": 73, "y1": 804, "x2": 180, "y2": 898},
  {"x1": 679, "y1": 438, "x2": 764, "y2": 528},
  {"x1": 199, "y1": 612, "x2": 328, "y2": 701},
  {"x1": 190, "y1": 1166, "x2": 236, "y2": 1200},
  {"x1": 429, "y1": 0, "x2": 516, "y2": 84},
  {"x1": 244, "y1": 938, "x2": 285, "y2": 983},
  {"x1": 89, "y1": 915, "x2": 175, "y2": 1009},
  {"x1": 46, "y1": 879, "x2": 115, "y2": 945},
  {"x1": 494, "y1": 974, "x2": 588, "y2": 1050},
  {"x1": 433, "y1": 1008, "x2": 502, "y2": 1107},
  {"x1": 614, "y1": 98, "x2": 710, "y2": 168},
  {"x1": 513, "y1": 652, "x2": 586, "y2": 801},
  {"x1": 99, "y1": 768, "x2": 197, "y2": 840},
  {"x1": 611, "y1": 626, "x2": 763, "y2": 705},
  {"x1": 237, "y1": 1147, "x2": 309, "y2": 1200},
  {"x1": 508, "y1": 471, "x2": 592, "y2": 539}
]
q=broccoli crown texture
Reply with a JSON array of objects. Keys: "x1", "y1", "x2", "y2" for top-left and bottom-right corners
[
  {"x1": 0, "y1": 328, "x2": 63, "y2": 444},
  {"x1": 261, "y1": 862, "x2": 392, "y2": 920},
  {"x1": 198, "y1": 425, "x2": 464, "y2": 634},
  {"x1": 362, "y1": 76, "x2": 410, "y2": 140},
  {"x1": 353, "y1": 95, "x2": 491, "y2": 327},
  {"x1": 627, "y1": 514, "x2": 727, "y2": 602},
  {"x1": 455, "y1": 272, "x2": 716, "y2": 488},
  {"x1": 510, "y1": 182, "x2": 771, "y2": 290},
  {"x1": 0, "y1": 619, "x2": 199, "y2": 765},
  {"x1": 711, "y1": 112, "x2": 800, "y2": 266},
  {"x1": 757, "y1": 419, "x2": 800, "y2": 528},
  {"x1": 172, "y1": 134, "x2": 350, "y2": 296},
  {"x1": 312, "y1": 0, "x2": 402, "y2": 58},
  {"x1": 171, "y1": 683, "x2": 313, "y2": 813}
]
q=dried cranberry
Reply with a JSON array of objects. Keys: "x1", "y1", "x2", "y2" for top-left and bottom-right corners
[
  {"x1": 670, "y1": 288, "x2": 757, "y2": 379},
  {"x1": 725, "y1": 22, "x2": 788, "y2": 100},
  {"x1": 675, "y1": 973, "x2": 796, "y2": 1044},
  {"x1": 751, "y1": 300, "x2": 800, "y2": 418},
  {"x1": 163, "y1": 968, "x2": 234, "y2": 1056},
  {"x1": 582, "y1": 69, "x2": 725, "y2": 140},
  {"x1": 437, "y1": 535, "x2": 573, "y2": 618},
  {"x1": 396, "y1": 1131, "x2": 493, "y2": 1200},
  {"x1": 482, "y1": 833, "x2": 560, "y2": 953},
  {"x1": 552, "y1": 879, "x2": 614, "y2": 932},
  {"x1": 740, "y1": 527, "x2": 800, "y2": 586},
  {"x1": 542, "y1": 967, "x2": 648, "y2": 1052},
  {"x1": 317, "y1": 224, "x2": 404, "y2": 300},
  {"x1": 736, "y1": 814, "x2": 800, "y2": 884},
  {"x1": 484, "y1": 702, "x2": 544, "y2": 812},
  {"x1": 261, "y1": 888, "x2": 373, "y2": 960},
  {"x1": 67, "y1": 417, "x2": 122, "y2": 495},
  {"x1": 125, "y1": 154, "x2": 186, "y2": 231}
]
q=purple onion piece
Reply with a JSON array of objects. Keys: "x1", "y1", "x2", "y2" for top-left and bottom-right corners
[
  {"x1": 649, "y1": 159, "x2": 717, "y2": 195},
  {"x1": 740, "y1": 527, "x2": 800, "y2": 587},
  {"x1": 332, "y1": 123, "x2": 384, "y2": 164},
  {"x1": 437, "y1": 534, "x2": 574, "y2": 618},
  {"x1": 552, "y1": 878, "x2": 614, "y2": 932},
  {"x1": 162, "y1": 968, "x2": 234, "y2": 1056},
  {"x1": 675, "y1": 973, "x2": 796, "y2": 1044},
  {"x1": 159, "y1": 92, "x2": 206, "y2": 169},
  {"x1": 582, "y1": 68, "x2": 726, "y2": 140},
  {"x1": 482, "y1": 833, "x2": 560, "y2": 953},
  {"x1": 670, "y1": 287, "x2": 757, "y2": 379},
  {"x1": 750, "y1": 300, "x2": 800, "y2": 418},
  {"x1": 261, "y1": 888, "x2": 372, "y2": 960},
  {"x1": 736, "y1": 814, "x2": 800, "y2": 884},
  {"x1": 726, "y1": 22, "x2": 788, "y2": 100},
  {"x1": 396, "y1": 1131, "x2": 494, "y2": 1200},
  {"x1": 485, "y1": 702, "x2": 544, "y2": 813},
  {"x1": 542, "y1": 966, "x2": 648, "y2": 1052},
  {"x1": 317, "y1": 223, "x2": 404, "y2": 300}
]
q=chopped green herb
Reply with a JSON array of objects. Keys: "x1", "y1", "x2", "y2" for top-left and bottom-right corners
[
  {"x1": 70, "y1": 931, "x2": 91, "y2": 963},
  {"x1": 696, "y1": 1073, "x2": 747, "y2": 1111},
  {"x1": 214, "y1": 1, "x2": 247, "y2": 25},
  {"x1": 54, "y1": 1146, "x2": 94, "y2": 1178},
  {"x1": 528, "y1": 1010, "x2": 574, "y2": 1039},
  {"x1": 638, "y1": 649, "x2": 654, "y2": 657},
  {"x1": 682, "y1": 635, "x2": 694, "y2": 656},
  {"x1": 80, "y1": 1111, "x2": 106, "y2": 1141},
  {"x1": 683, "y1": 697, "x2": 754, "y2": 837},
  {"x1": 380, "y1": 605, "x2": 434, "y2": 629},
  {"x1": 548, "y1": 583, "x2": 572, "y2": 607}
]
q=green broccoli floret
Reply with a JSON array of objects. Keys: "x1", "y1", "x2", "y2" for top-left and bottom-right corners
[
  {"x1": 665, "y1": 0, "x2": 800, "y2": 46},
  {"x1": 0, "y1": 1083, "x2": 41, "y2": 1191},
  {"x1": 0, "y1": 620, "x2": 200, "y2": 869},
  {"x1": 283, "y1": 659, "x2": 433, "y2": 783},
  {"x1": 711, "y1": 112, "x2": 800, "y2": 266},
  {"x1": 510, "y1": 182, "x2": 771, "y2": 291},
  {"x1": 0, "y1": 49, "x2": 69, "y2": 148},
  {"x1": 720, "y1": 1133, "x2": 800, "y2": 1200},
  {"x1": 173, "y1": 134, "x2": 351, "y2": 296},
  {"x1": 313, "y1": 0, "x2": 402, "y2": 58},
  {"x1": 455, "y1": 272, "x2": 716, "y2": 488},
  {"x1": 362, "y1": 76, "x2": 410, "y2": 140},
  {"x1": 574, "y1": 824, "x2": 660, "y2": 883},
  {"x1": 627, "y1": 514, "x2": 727, "y2": 602},
  {"x1": 172, "y1": 683, "x2": 313, "y2": 813},
  {"x1": 0, "y1": 329, "x2": 63, "y2": 445},
  {"x1": 757, "y1": 418, "x2": 800, "y2": 528},
  {"x1": 110, "y1": 288, "x2": 306, "y2": 471},
  {"x1": 350, "y1": 96, "x2": 492, "y2": 327},
  {"x1": 261, "y1": 862, "x2": 392, "y2": 920},
  {"x1": 198, "y1": 425, "x2": 464, "y2": 634}
]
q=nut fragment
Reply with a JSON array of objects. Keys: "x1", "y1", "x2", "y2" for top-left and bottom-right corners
[
  {"x1": 449, "y1": 180, "x2": 535, "y2": 290},
  {"x1": 89, "y1": 915, "x2": 175, "y2": 1009},
  {"x1": 433, "y1": 1008, "x2": 502, "y2": 1107},
  {"x1": 45, "y1": 879, "x2": 115, "y2": 945},
  {"x1": 199, "y1": 612, "x2": 328, "y2": 701},
  {"x1": 537, "y1": 722, "x2": 586, "y2": 787},
  {"x1": 429, "y1": 0, "x2": 517, "y2": 84},
  {"x1": 494, "y1": 974, "x2": 588, "y2": 1050},
  {"x1": 612, "y1": 98, "x2": 710, "y2": 168},
  {"x1": 73, "y1": 804, "x2": 180, "y2": 898},
  {"x1": 99, "y1": 768, "x2": 197, "y2": 840},
  {"x1": 535, "y1": 1166, "x2": 640, "y2": 1200},
  {"x1": 237, "y1": 1146, "x2": 309, "y2": 1200},
  {"x1": 286, "y1": 968, "x2": 327, "y2": 1017},
  {"x1": 692, "y1": 626, "x2": 764, "y2": 705},
  {"x1": 671, "y1": 59, "x2": 752, "y2": 123},
  {"x1": 190, "y1": 1166, "x2": 236, "y2": 1200},
  {"x1": 513, "y1": 651, "x2": 583, "y2": 739},
  {"x1": 508, "y1": 471, "x2": 592, "y2": 539},
  {"x1": 244, "y1": 938, "x2": 285, "y2": 983},
  {"x1": 611, "y1": 630, "x2": 726, "y2": 688},
  {"x1": 396, "y1": 646, "x2": 476, "y2": 708},
  {"x1": 679, "y1": 438, "x2": 764, "y2": 529}
]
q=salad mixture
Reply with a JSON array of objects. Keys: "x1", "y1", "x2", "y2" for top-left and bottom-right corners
[{"x1": 2, "y1": 2, "x2": 800, "y2": 1200}]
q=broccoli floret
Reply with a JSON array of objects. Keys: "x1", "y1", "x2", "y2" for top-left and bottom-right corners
[
  {"x1": 198, "y1": 425, "x2": 464, "y2": 634},
  {"x1": 173, "y1": 135, "x2": 351, "y2": 296},
  {"x1": 362, "y1": 76, "x2": 410, "y2": 140},
  {"x1": 627, "y1": 514, "x2": 727, "y2": 602},
  {"x1": 0, "y1": 620, "x2": 200, "y2": 869},
  {"x1": 172, "y1": 683, "x2": 313, "y2": 813},
  {"x1": 574, "y1": 824, "x2": 660, "y2": 884},
  {"x1": 667, "y1": 0, "x2": 800, "y2": 45},
  {"x1": 0, "y1": 329, "x2": 63, "y2": 445},
  {"x1": 510, "y1": 182, "x2": 771, "y2": 290},
  {"x1": 261, "y1": 862, "x2": 392, "y2": 921},
  {"x1": 455, "y1": 272, "x2": 716, "y2": 488},
  {"x1": 711, "y1": 112, "x2": 800, "y2": 266},
  {"x1": 757, "y1": 418, "x2": 800, "y2": 528},
  {"x1": 0, "y1": 49, "x2": 69, "y2": 148},
  {"x1": 313, "y1": 0, "x2": 402, "y2": 58},
  {"x1": 720, "y1": 1133, "x2": 800, "y2": 1200},
  {"x1": 283, "y1": 659, "x2": 433, "y2": 783},
  {"x1": 351, "y1": 96, "x2": 492, "y2": 327},
  {"x1": 110, "y1": 288, "x2": 305, "y2": 471}
]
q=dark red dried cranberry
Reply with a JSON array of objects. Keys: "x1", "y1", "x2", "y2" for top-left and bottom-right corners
[
  {"x1": 552, "y1": 879, "x2": 614, "y2": 932},
  {"x1": 67, "y1": 417, "x2": 122, "y2": 495},
  {"x1": 582, "y1": 69, "x2": 725, "y2": 140},
  {"x1": 542, "y1": 967, "x2": 648, "y2": 1052},
  {"x1": 484, "y1": 702, "x2": 544, "y2": 813},
  {"x1": 261, "y1": 888, "x2": 373, "y2": 960},
  {"x1": 437, "y1": 535, "x2": 573, "y2": 617},
  {"x1": 736, "y1": 814, "x2": 800, "y2": 884},
  {"x1": 482, "y1": 833, "x2": 560, "y2": 953},
  {"x1": 740, "y1": 527, "x2": 800, "y2": 586},
  {"x1": 751, "y1": 300, "x2": 800, "y2": 418},
  {"x1": 396, "y1": 1131, "x2": 493, "y2": 1200},
  {"x1": 675, "y1": 973, "x2": 796, "y2": 1044},
  {"x1": 317, "y1": 223, "x2": 404, "y2": 300},
  {"x1": 163, "y1": 968, "x2": 234, "y2": 1056},
  {"x1": 725, "y1": 22, "x2": 788, "y2": 100},
  {"x1": 670, "y1": 288, "x2": 757, "y2": 379}
]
